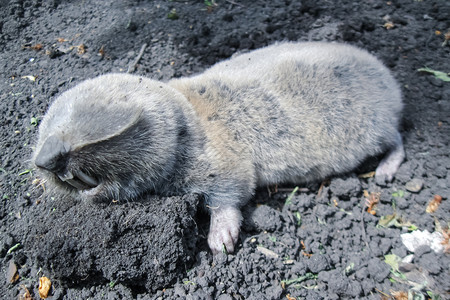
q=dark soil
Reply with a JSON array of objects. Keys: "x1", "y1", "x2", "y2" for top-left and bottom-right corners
[{"x1": 1, "y1": 0, "x2": 449, "y2": 299}]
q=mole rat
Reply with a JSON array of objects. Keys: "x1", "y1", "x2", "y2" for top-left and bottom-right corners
[{"x1": 33, "y1": 42, "x2": 404, "y2": 254}]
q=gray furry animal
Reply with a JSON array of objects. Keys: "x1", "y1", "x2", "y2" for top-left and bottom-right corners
[{"x1": 33, "y1": 42, "x2": 404, "y2": 254}]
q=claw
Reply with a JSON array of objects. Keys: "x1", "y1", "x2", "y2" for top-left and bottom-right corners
[
  {"x1": 58, "y1": 170, "x2": 97, "y2": 190},
  {"x1": 208, "y1": 206, "x2": 242, "y2": 255},
  {"x1": 75, "y1": 169, "x2": 98, "y2": 187}
]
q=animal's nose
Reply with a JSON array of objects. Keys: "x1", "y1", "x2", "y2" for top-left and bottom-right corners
[{"x1": 34, "y1": 135, "x2": 71, "y2": 172}]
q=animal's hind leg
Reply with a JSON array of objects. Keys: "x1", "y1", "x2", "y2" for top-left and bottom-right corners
[{"x1": 375, "y1": 131, "x2": 405, "y2": 184}]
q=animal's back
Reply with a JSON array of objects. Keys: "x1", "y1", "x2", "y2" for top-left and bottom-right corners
[{"x1": 170, "y1": 42, "x2": 403, "y2": 185}]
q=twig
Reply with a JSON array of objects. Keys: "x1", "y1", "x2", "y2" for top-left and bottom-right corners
[
  {"x1": 360, "y1": 200, "x2": 371, "y2": 253},
  {"x1": 127, "y1": 43, "x2": 147, "y2": 73},
  {"x1": 225, "y1": 0, "x2": 244, "y2": 7}
]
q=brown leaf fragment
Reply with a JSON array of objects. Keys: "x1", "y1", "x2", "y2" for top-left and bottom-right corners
[
  {"x1": 426, "y1": 195, "x2": 442, "y2": 213},
  {"x1": 286, "y1": 294, "x2": 296, "y2": 300},
  {"x1": 18, "y1": 285, "x2": 33, "y2": 300},
  {"x1": 300, "y1": 240, "x2": 306, "y2": 250},
  {"x1": 77, "y1": 44, "x2": 86, "y2": 54},
  {"x1": 332, "y1": 198, "x2": 338, "y2": 207},
  {"x1": 31, "y1": 43, "x2": 43, "y2": 51},
  {"x1": 443, "y1": 30, "x2": 450, "y2": 46},
  {"x1": 22, "y1": 75, "x2": 37, "y2": 82},
  {"x1": 383, "y1": 21, "x2": 395, "y2": 29},
  {"x1": 301, "y1": 251, "x2": 313, "y2": 258},
  {"x1": 38, "y1": 277, "x2": 51, "y2": 299},
  {"x1": 7, "y1": 260, "x2": 19, "y2": 283},
  {"x1": 358, "y1": 171, "x2": 375, "y2": 178},
  {"x1": 256, "y1": 246, "x2": 279, "y2": 259},
  {"x1": 364, "y1": 190, "x2": 380, "y2": 215},
  {"x1": 390, "y1": 290, "x2": 408, "y2": 300},
  {"x1": 98, "y1": 45, "x2": 105, "y2": 57},
  {"x1": 56, "y1": 37, "x2": 68, "y2": 43}
]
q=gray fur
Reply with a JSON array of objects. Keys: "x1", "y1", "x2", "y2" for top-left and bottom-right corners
[{"x1": 33, "y1": 42, "x2": 404, "y2": 254}]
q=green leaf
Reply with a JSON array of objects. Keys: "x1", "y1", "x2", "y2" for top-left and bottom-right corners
[
  {"x1": 408, "y1": 224, "x2": 418, "y2": 231},
  {"x1": 285, "y1": 186, "x2": 299, "y2": 205},
  {"x1": 344, "y1": 262, "x2": 355, "y2": 275},
  {"x1": 392, "y1": 190, "x2": 405, "y2": 198},
  {"x1": 378, "y1": 213, "x2": 418, "y2": 230},
  {"x1": 384, "y1": 254, "x2": 401, "y2": 272},
  {"x1": 281, "y1": 273, "x2": 317, "y2": 286},
  {"x1": 7, "y1": 243, "x2": 21, "y2": 254},
  {"x1": 30, "y1": 116, "x2": 38, "y2": 126},
  {"x1": 295, "y1": 211, "x2": 302, "y2": 226},
  {"x1": 18, "y1": 169, "x2": 32, "y2": 176},
  {"x1": 167, "y1": 8, "x2": 179, "y2": 20},
  {"x1": 418, "y1": 67, "x2": 450, "y2": 82}
]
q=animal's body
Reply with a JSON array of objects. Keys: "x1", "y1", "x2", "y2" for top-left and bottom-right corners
[{"x1": 33, "y1": 42, "x2": 404, "y2": 254}]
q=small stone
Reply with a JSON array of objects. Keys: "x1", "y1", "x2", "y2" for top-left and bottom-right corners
[
  {"x1": 418, "y1": 252, "x2": 442, "y2": 275},
  {"x1": 6, "y1": 260, "x2": 19, "y2": 284},
  {"x1": 367, "y1": 258, "x2": 390, "y2": 283},
  {"x1": 401, "y1": 230, "x2": 444, "y2": 253},
  {"x1": 250, "y1": 205, "x2": 282, "y2": 232},
  {"x1": 329, "y1": 177, "x2": 361, "y2": 198},
  {"x1": 306, "y1": 254, "x2": 330, "y2": 273},
  {"x1": 405, "y1": 178, "x2": 423, "y2": 193}
]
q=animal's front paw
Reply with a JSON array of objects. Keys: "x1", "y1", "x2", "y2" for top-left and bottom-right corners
[
  {"x1": 208, "y1": 206, "x2": 242, "y2": 255},
  {"x1": 375, "y1": 132, "x2": 405, "y2": 185},
  {"x1": 375, "y1": 161, "x2": 396, "y2": 184}
]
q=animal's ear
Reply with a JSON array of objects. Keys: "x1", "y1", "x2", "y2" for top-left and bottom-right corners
[{"x1": 71, "y1": 106, "x2": 144, "y2": 150}]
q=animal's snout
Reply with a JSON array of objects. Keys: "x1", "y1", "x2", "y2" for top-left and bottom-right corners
[
  {"x1": 35, "y1": 135, "x2": 99, "y2": 190},
  {"x1": 35, "y1": 135, "x2": 70, "y2": 173}
]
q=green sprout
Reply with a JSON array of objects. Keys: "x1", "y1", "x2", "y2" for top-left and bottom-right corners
[
  {"x1": 285, "y1": 186, "x2": 299, "y2": 205},
  {"x1": 418, "y1": 67, "x2": 450, "y2": 82},
  {"x1": 167, "y1": 8, "x2": 179, "y2": 20}
]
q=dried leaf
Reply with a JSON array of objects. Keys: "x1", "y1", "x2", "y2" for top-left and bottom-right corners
[
  {"x1": 390, "y1": 290, "x2": 408, "y2": 300},
  {"x1": 39, "y1": 276, "x2": 51, "y2": 299},
  {"x1": 98, "y1": 45, "x2": 105, "y2": 57},
  {"x1": 22, "y1": 75, "x2": 37, "y2": 82},
  {"x1": 300, "y1": 240, "x2": 306, "y2": 249},
  {"x1": 256, "y1": 246, "x2": 279, "y2": 259},
  {"x1": 378, "y1": 213, "x2": 417, "y2": 231},
  {"x1": 77, "y1": 44, "x2": 86, "y2": 54},
  {"x1": 358, "y1": 171, "x2": 375, "y2": 178},
  {"x1": 383, "y1": 21, "x2": 395, "y2": 29},
  {"x1": 426, "y1": 195, "x2": 442, "y2": 213},
  {"x1": 301, "y1": 251, "x2": 313, "y2": 258},
  {"x1": 365, "y1": 191, "x2": 380, "y2": 215},
  {"x1": 18, "y1": 285, "x2": 32, "y2": 300},
  {"x1": 31, "y1": 43, "x2": 43, "y2": 51}
]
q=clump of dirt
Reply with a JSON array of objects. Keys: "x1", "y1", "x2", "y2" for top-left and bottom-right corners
[
  {"x1": 0, "y1": 0, "x2": 449, "y2": 299},
  {"x1": 23, "y1": 193, "x2": 199, "y2": 292}
]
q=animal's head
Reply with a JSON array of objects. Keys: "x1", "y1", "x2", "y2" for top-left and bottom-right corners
[{"x1": 33, "y1": 74, "x2": 184, "y2": 202}]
